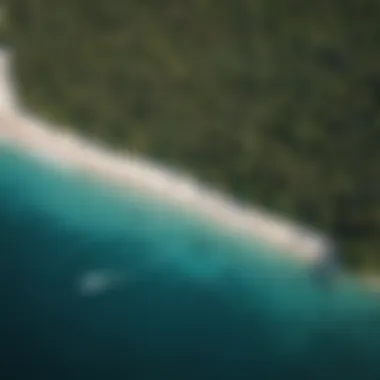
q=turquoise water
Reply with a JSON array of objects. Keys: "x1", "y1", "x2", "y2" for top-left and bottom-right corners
[{"x1": 1, "y1": 146, "x2": 380, "y2": 380}]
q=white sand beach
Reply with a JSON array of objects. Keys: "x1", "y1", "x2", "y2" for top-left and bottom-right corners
[{"x1": 0, "y1": 48, "x2": 331, "y2": 265}]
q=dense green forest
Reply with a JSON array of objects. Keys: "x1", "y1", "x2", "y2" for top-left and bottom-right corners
[{"x1": 2, "y1": 0, "x2": 380, "y2": 271}]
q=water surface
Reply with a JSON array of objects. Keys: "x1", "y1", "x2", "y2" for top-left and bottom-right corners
[{"x1": 0, "y1": 147, "x2": 379, "y2": 380}]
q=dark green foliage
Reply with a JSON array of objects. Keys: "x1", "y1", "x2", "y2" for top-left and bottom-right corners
[{"x1": 4, "y1": 0, "x2": 380, "y2": 270}]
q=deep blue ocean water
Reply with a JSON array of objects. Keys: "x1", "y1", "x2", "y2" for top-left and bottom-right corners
[{"x1": 1, "y1": 146, "x2": 380, "y2": 380}]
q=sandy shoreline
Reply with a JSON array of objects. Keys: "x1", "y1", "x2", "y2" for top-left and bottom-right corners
[{"x1": 0, "y1": 48, "x2": 330, "y2": 265}]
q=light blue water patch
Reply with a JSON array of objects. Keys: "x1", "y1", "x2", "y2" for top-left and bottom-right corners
[{"x1": 0, "y1": 145, "x2": 380, "y2": 380}]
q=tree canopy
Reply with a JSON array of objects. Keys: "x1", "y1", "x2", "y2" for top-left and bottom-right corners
[{"x1": 4, "y1": 0, "x2": 380, "y2": 270}]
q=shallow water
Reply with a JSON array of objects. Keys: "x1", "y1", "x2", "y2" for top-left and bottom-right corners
[{"x1": 0, "y1": 146, "x2": 380, "y2": 380}]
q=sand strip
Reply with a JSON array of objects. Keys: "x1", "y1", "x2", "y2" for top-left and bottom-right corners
[{"x1": 0, "y1": 48, "x2": 330, "y2": 264}]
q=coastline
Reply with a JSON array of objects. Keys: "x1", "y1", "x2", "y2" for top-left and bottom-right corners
[{"x1": 0, "y1": 48, "x2": 330, "y2": 265}]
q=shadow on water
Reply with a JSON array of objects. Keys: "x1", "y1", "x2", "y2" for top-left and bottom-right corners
[{"x1": 1, "y1": 148, "x2": 380, "y2": 380}]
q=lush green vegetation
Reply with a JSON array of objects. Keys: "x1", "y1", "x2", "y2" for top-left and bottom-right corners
[{"x1": 3, "y1": 0, "x2": 380, "y2": 270}]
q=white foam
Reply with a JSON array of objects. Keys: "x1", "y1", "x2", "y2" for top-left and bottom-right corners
[
  {"x1": 78, "y1": 270, "x2": 125, "y2": 296},
  {"x1": 0, "y1": 48, "x2": 330, "y2": 264}
]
